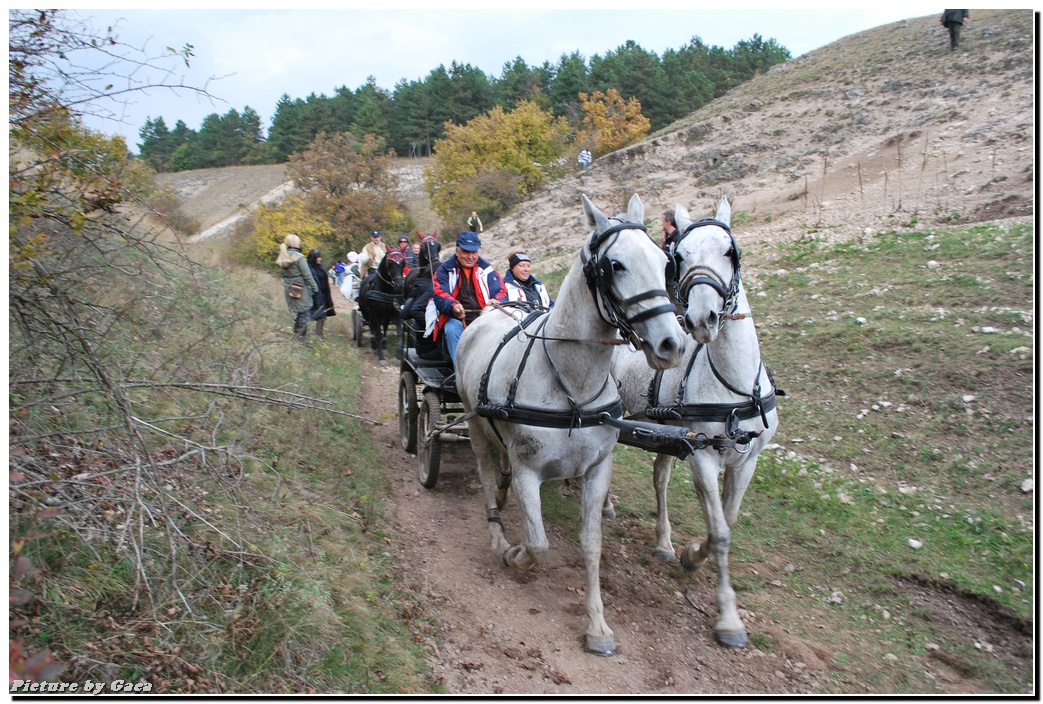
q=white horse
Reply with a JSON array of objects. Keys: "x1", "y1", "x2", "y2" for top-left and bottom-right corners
[
  {"x1": 612, "y1": 196, "x2": 780, "y2": 649},
  {"x1": 455, "y1": 194, "x2": 685, "y2": 655}
]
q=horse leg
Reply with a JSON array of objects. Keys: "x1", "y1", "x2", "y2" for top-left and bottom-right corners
[
  {"x1": 501, "y1": 468, "x2": 547, "y2": 573},
  {"x1": 679, "y1": 452, "x2": 748, "y2": 649},
  {"x1": 470, "y1": 426, "x2": 511, "y2": 557},
  {"x1": 652, "y1": 453, "x2": 676, "y2": 561},
  {"x1": 579, "y1": 456, "x2": 616, "y2": 655},
  {"x1": 601, "y1": 494, "x2": 615, "y2": 520},
  {"x1": 374, "y1": 321, "x2": 386, "y2": 362}
]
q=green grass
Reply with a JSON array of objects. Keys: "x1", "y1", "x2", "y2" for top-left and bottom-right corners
[{"x1": 10, "y1": 259, "x2": 442, "y2": 694}]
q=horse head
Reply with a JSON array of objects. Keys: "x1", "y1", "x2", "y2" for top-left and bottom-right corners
[
  {"x1": 418, "y1": 237, "x2": 441, "y2": 270},
  {"x1": 380, "y1": 251, "x2": 408, "y2": 294},
  {"x1": 581, "y1": 193, "x2": 685, "y2": 370},
  {"x1": 670, "y1": 196, "x2": 742, "y2": 343}
]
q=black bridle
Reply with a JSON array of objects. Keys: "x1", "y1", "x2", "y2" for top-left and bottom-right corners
[
  {"x1": 581, "y1": 219, "x2": 677, "y2": 348},
  {"x1": 378, "y1": 251, "x2": 407, "y2": 293},
  {"x1": 668, "y1": 218, "x2": 742, "y2": 326}
]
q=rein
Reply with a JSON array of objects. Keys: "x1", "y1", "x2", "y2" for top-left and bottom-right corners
[{"x1": 488, "y1": 301, "x2": 629, "y2": 345}]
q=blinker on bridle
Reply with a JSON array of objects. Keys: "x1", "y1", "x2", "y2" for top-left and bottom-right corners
[{"x1": 581, "y1": 220, "x2": 676, "y2": 348}]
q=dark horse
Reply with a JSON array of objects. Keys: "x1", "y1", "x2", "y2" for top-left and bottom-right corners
[{"x1": 357, "y1": 251, "x2": 407, "y2": 363}]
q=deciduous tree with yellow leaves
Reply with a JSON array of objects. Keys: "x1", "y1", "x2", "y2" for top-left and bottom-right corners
[
  {"x1": 425, "y1": 100, "x2": 570, "y2": 227},
  {"x1": 576, "y1": 89, "x2": 651, "y2": 158}
]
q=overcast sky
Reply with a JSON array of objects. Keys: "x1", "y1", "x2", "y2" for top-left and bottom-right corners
[{"x1": 61, "y1": 3, "x2": 998, "y2": 148}]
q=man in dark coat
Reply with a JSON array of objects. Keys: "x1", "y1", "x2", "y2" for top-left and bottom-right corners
[{"x1": 940, "y1": 10, "x2": 969, "y2": 51}]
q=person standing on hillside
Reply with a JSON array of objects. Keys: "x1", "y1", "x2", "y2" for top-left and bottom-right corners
[
  {"x1": 940, "y1": 10, "x2": 969, "y2": 51},
  {"x1": 578, "y1": 149, "x2": 593, "y2": 170},
  {"x1": 467, "y1": 211, "x2": 483, "y2": 233},
  {"x1": 429, "y1": 231, "x2": 506, "y2": 390},
  {"x1": 359, "y1": 230, "x2": 389, "y2": 277},
  {"x1": 276, "y1": 234, "x2": 319, "y2": 341},
  {"x1": 307, "y1": 249, "x2": 335, "y2": 340}
]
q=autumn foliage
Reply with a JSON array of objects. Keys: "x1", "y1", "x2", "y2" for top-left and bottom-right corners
[
  {"x1": 232, "y1": 132, "x2": 411, "y2": 265},
  {"x1": 424, "y1": 100, "x2": 570, "y2": 225},
  {"x1": 577, "y1": 89, "x2": 651, "y2": 158}
]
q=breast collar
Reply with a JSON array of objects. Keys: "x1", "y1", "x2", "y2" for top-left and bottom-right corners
[{"x1": 476, "y1": 309, "x2": 623, "y2": 441}]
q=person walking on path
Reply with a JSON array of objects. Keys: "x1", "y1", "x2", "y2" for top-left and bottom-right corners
[
  {"x1": 503, "y1": 251, "x2": 554, "y2": 309},
  {"x1": 359, "y1": 230, "x2": 389, "y2": 277},
  {"x1": 940, "y1": 10, "x2": 969, "y2": 51},
  {"x1": 467, "y1": 211, "x2": 483, "y2": 233},
  {"x1": 429, "y1": 231, "x2": 506, "y2": 389},
  {"x1": 276, "y1": 234, "x2": 319, "y2": 341},
  {"x1": 307, "y1": 249, "x2": 336, "y2": 340},
  {"x1": 578, "y1": 149, "x2": 592, "y2": 170}
]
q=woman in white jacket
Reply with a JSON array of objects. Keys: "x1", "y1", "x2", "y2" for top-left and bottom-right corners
[{"x1": 503, "y1": 251, "x2": 553, "y2": 309}]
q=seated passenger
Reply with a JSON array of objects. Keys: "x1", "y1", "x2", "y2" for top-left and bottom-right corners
[
  {"x1": 503, "y1": 251, "x2": 554, "y2": 309},
  {"x1": 428, "y1": 231, "x2": 506, "y2": 371},
  {"x1": 401, "y1": 238, "x2": 442, "y2": 361}
]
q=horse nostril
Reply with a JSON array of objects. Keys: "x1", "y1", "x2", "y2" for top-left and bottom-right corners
[
  {"x1": 658, "y1": 334, "x2": 680, "y2": 359},
  {"x1": 706, "y1": 311, "x2": 719, "y2": 330}
]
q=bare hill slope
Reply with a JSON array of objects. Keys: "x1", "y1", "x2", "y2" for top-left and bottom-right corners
[{"x1": 482, "y1": 9, "x2": 1034, "y2": 270}]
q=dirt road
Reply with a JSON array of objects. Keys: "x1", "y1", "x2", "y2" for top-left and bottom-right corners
[{"x1": 351, "y1": 336, "x2": 817, "y2": 695}]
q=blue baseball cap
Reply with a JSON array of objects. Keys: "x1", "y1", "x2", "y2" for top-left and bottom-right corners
[{"x1": 456, "y1": 231, "x2": 481, "y2": 252}]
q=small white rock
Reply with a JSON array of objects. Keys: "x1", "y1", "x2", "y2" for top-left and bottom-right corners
[
  {"x1": 907, "y1": 539, "x2": 923, "y2": 549},
  {"x1": 827, "y1": 591, "x2": 845, "y2": 604},
  {"x1": 992, "y1": 585, "x2": 1003, "y2": 594},
  {"x1": 962, "y1": 394, "x2": 976, "y2": 403},
  {"x1": 926, "y1": 260, "x2": 941, "y2": 269},
  {"x1": 1020, "y1": 479, "x2": 1033, "y2": 494},
  {"x1": 883, "y1": 653, "x2": 899, "y2": 662},
  {"x1": 981, "y1": 326, "x2": 998, "y2": 334},
  {"x1": 856, "y1": 317, "x2": 868, "y2": 325}
]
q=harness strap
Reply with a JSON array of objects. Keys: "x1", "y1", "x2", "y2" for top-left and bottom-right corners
[{"x1": 477, "y1": 398, "x2": 624, "y2": 429}]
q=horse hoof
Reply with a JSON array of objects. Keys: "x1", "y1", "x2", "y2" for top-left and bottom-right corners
[
  {"x1": 680, "y1": 543, "x2": 706, "y2": 572},
  {"x1": 653, "y1": 549, "x2": 675, "y2": 563},
  {"x1": 601, "y1": 507, "x2": 616, "y2": 521},
  {"x1": 715, "y1": 630, "x2": 748, "y2": 650},
  {"x1": 585, "y1": 634, "x2": 617, "y2": 656}
]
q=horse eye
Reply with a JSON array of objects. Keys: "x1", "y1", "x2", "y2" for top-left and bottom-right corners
[
  {"x1": 611, "y1": 260, "x2": 625, "y2": 272},
  {"x1": 725, "y1": 247, "x2": 734, "y2": 259}
]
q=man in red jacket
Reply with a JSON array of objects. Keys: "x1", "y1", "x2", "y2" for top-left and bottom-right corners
[{"x1": 428, "y1": 231, "x2": 506, "y2": 381}]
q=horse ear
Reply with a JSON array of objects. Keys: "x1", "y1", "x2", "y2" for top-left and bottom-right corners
[
  {"x1": 626, "y1": 193, "x2": 644, "y2": 225},
  {"x1": 582, "y1": 194, "x2": 609, "y2": 232},
  {"x1": 674, "y1": 204, "x2": 691, "y2": 231},
  {"x1": 715, "y1": 195, "x2": 732, "y2": 228}
]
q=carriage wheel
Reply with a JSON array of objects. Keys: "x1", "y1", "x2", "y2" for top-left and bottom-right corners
[
  {"x1": 398, "y1": 370, "x2": 419, "y2": 455},
  {"x1": 353, "y1": 310, "x2": 363, "y2": 347},
  {"x1": 417, "y1": 391, "x2": 442, "y2": 488}
]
